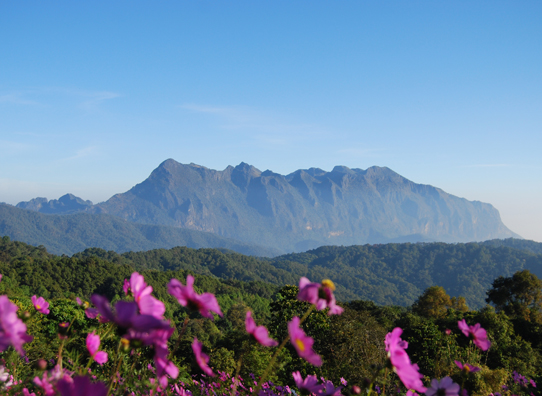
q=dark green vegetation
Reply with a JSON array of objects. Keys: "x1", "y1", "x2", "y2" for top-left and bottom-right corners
[
  {"x1": 2, "y1": 234, "x2": 541, "y2": 396},
  {"x1": 16, "y1": 159, "x2": 519, "y2": 252},
  {"x1": 0, "y1": 203, "x2": 281, "y2": 257},
  {"x1": 3, "y1": 235, "x2": 542, "y2": 309}
]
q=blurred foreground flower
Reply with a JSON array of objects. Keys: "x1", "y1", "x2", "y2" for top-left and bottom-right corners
[
  {"x1": 385, "y1": 328, "x2": 426, "y2": 393},
  {"x1": 288, "y1": 316, "x2": 322, "y2": 366},
  {"x1": 425, "y1": 376, "x2": 460, "y2": 396},
  {"x1": 458, "y1": 319, "x2": 491, "y2": 351},
  {"x1": 86, "y1": 332, "x2": 108, "y2": 365},
  {"x1": 245, "y1": 311, "x2": 278, "y2": 347},
  {"x1": 31, "y1": 295, "x2": 50, "y2": 315},
  {"x1": 0, "y1": 295, "x2": 33, "y2": 355},
  {"x1": 297, "y1": 277, "x2": 343, "y2": 315},
  {"x1": 168, "y1": 275, "x2": 223, "y2": 319},
  {"x1": 192, "y1": 338, "x2": 215, "y2": 376}
]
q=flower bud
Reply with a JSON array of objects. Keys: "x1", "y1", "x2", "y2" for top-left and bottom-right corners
[
  {"x1": 351, "y1": 386, "x2": 362, "y2": 394},
  {"x1": 36, "y1": 359, "x2": 48, "y2": 370}
]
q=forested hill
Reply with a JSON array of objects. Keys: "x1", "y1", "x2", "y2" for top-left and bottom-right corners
[
  {"x1": 268, "y1": 242, "x2": 542, "y2": 308},
  {"x1": 0, "y1": 203, "x2": 280, "y2": 257},
  {"x1": 3, "y1": 235, "x2": 542, "y2": 309}
]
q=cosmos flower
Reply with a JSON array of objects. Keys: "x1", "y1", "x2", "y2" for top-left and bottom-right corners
[
  {"x1": 288, "y1": 316, "x2": 322, "y2": 366},
  {"x1": 86, "y1": 332, "x2": 108, "y2": 365},
  {"x1": 56, "y1": 375, "x2": 108, "y2": 396},
  {"x1": 123, "y1": 272, "x2": 165, "y2": 319},
  {"x1": 31, "y1": 296, "x2": 50, "y2": 315},
  {"x1": 292, "y1": 371, "x2": 324, "y2": 395},
  {"x1": 454, "y1": 361, "x2": 480, "y2": 373},
  {"x1": 0, "y1": 295, "x2": 33, "y2": 355},
  {"x1": 33, "y1": 372, "x2": 55, "y2": 396},
  {"x1": 168, "y1": 275, "x2": 223, "y2": 319},
  {"x1": 385, "y1": 328, "x2": 426, "y2": 393},
  {"x1": 297, "y1": 278, "x2": 344, "y2": 315},
  {"x1": 425, "y1": 377, "x2": 460, "y2": 396},
  {"x1": 458, "y1": 320, "x2": 491, "y2": 351},
  {"x1": 245, "y1": 311, "x2": 278, "y2": 347},
  {"x1": 322, "y1": 380, "x2": 343, "y2": 396},
  {"x1": 192, "y1": 338, "x2": 215, "y2": 376}
]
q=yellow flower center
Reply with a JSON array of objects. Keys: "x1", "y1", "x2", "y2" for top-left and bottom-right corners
[
  {"x1": 36, "y1": 305, "x2": 41, "y2": 310},
  {"x1": 464, "y1": 366, "x2": 471, "y2": 373},
  {"x1": 321, "y1": 279, "x2": 335, "y2": 291},
  {"x1": 121, "y1": 338, "x2": 130, "y2": 347},
  {"x1": 295, "y1": 339, "x2": 306, "y2": 352}
]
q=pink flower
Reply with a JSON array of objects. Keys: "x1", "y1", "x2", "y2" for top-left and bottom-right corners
[
  {"x1": 56, "y1": 375, "x2": 107, "y2": 396},
  {"x1": 168, "y1": 275, "x2": 223, "y2": 319},
  {"x1": 385, "y1": 328, "x2": 426, "y2": 393},
  {"x1": 0, "y1": 295, "x2": 33, "y2": 355},
  {"x1": 86, "y1": 332, "x2": 108, "y2": 365},
  {"x1": 31, "y1": 295, "x2": 50, "y2": 315},
  {"x1": 125, "y1": 272, "x2": 165, "y2": 319},
  {"x1": 297, "y1": 278, "x2": 343, "y2": 315},
  {"x1": 288, "y1": 316, "x2": 322, "y2": 366},
  {"x1": 454, "y1": 361, "x2": 480, "y2": 373},
  {"x1": 245, "y1": 311, "x2": 278, "y2": 347},
  {"x1": 458, "y1": 320, "x2": 491, "y2": 351},
  {"x1": 33, "y1": 372, "x2": 55, "y2": 396},
  {"x1": 425, "y1": 377, "x2": 460, "y2": 396},
  {"x1": 23, "y1": 389, "x2": 36, "y2": 396},
  {"x1": 192, "y1": 338, "x2": 215, "y2": 376},
  {"x1": 340, "y1": 378, "x2": 347, "y2": 386},
  {"x1": 292, "y1": 371, "x2": 324, "y2": 394}
]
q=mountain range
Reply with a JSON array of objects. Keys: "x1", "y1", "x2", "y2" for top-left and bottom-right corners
[{"x1": 11, "y1": 159, "x2": 520, "y2": 254}]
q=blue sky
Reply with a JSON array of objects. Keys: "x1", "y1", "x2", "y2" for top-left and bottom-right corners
[{"x1": 1, "y1": 1, "x2": 541, "y2": 241}]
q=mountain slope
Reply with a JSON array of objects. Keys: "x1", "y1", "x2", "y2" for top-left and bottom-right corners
[
  {"x1": 92, "y1": 159, "x2": 519, "y2": 252},
  {"x1": 0, "y1": 204, "x2": 281, "y2": 257}
]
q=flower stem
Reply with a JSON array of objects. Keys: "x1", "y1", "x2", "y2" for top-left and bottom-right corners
[
  {"x1": 253, "y1": 305, "x2": 315, "y2": 394},
  {"x1": 169, "y1": 315, "x2": 190, "y2": 360}
]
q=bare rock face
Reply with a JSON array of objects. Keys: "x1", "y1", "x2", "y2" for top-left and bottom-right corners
[{"x1": 91, "y1": 159, "x2": 520, "y2": 252}]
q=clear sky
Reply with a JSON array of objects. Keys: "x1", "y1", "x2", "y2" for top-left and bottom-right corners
[{"x1": 1, "y1": 1, "x2": 541, "y2": 242}]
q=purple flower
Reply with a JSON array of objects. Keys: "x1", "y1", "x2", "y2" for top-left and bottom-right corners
[
  {"x1": 529, "y1": 379, "x2": 536, "y2": 388},
  {"x1": 384, "y1": 328, "x2": 426, "y2": 393},
  {"x1": 57, "y1": 375, "x2": 107, "y2": 396},
  {"x1": 425, "y1": 377, "x2": 460, "y2": 396},
  {"x1": 192, "y1": 338, "x2": 215, "y2": 376},
  {"x1": 0, "y1": 295, "x2": 33, "y2": 355},
  {"x1": 322, "y1": 380, "x2": 343, "y2": 396},
  {"x1": 292, "y1": 371, "x2": 324, "y2": 394},
  {"x1": 245, "y1": 311, "x2": 278, "y2": 347},
  {"x1": 297, "y1": 278, "x2": 344, "y2": 315},
  {"x1": 31, "y1": 295, "x2": 50, "y2": 315},
  {"x1": 340, "y1": 378, "x2": 347, "y2": 386},
  {"x1": 86, "y1": 332, "x2": 108, "y2": 365},
  {"x1": 168, "y1": 275, "x2": 223, "y2": 319},
  {"x1": 458, "y1": 319, "x2": 491, "y2": 351},
  {"x1": 454, "y1": 361, "x2": 481, "y2": 373},
  {"x1": 89, "y1": 295, "x2": 170, "y2": 333},
  {"x1": 288, "y1": 316, "x2": 322, "y2": 366}
]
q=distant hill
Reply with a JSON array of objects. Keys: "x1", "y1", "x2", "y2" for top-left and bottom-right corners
[
  {"x1": 0, "y1": 204, "x2": 281, "y2": 257},
  {"x1": 17, "y1": 193, "x2": 93, "y2": 214},
  {"x1": 6, "y1": 231, "x2": 541, "y2": 308},
  {"x1": 74, "y1": 159, "x2": 518, "y2": 252}
]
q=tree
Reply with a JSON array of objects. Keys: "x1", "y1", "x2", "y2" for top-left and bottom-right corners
[
  {"x1": 486, "y1": 270, "x2": 542, "y2": 321},
  {"x1": 412, "y1": 286, "x2": 452, "y2": 319}
]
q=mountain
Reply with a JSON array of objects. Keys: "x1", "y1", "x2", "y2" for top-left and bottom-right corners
[
  {"x1": 0, "y1": 204, "x2": 281, "y2": 257},
  {"x1": 16, "y1": 193, "x2": 93, "y2": 214},
  {"x1": 89, "y1": 159, "x2": 519, "y2": 252}
]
